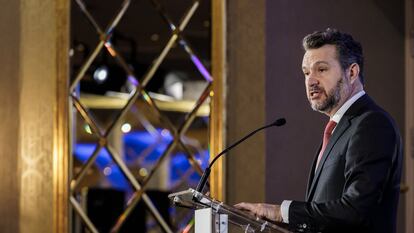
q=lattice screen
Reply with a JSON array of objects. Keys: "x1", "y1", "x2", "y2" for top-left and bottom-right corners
[{"x1": 69, "y1": 0, "x2": 212, "y2": 232}]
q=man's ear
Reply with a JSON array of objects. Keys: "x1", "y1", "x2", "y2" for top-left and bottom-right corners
[{"x1": 348, "y1": 63, "x2": 360, "y2": 84}]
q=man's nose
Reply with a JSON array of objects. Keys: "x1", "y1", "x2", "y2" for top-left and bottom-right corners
[{"x1": 307, "y1": 74, "x2": 319, "y2": 86}]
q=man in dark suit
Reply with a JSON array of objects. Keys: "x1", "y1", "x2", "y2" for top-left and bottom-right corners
[{"x1": 235, "y1": 28, "x2": 403, "y2": 233}]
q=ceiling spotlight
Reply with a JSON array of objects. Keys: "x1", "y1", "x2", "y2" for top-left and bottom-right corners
[
  {"x1": 150, "y1": 33, "x2": 160, "y2": 42},
  {"x1": 93, "y1": 66, "x2": 109, "y2": 83},
  {"x1": 203, "y1": 20, "x2": 210, "y2": 28},
  {"x1": 121, "y1": 123, "x2": 132, "y2": 133},
  {"x1": 103, "y1": 167, "x2": 112, "y2": 176},
  {"x1": 139, "y1": 168, "x2": 148, "y2": 177}
]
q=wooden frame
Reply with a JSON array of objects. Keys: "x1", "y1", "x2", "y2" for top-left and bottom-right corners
[
  {"x1": 210, "y1": 0, "x2": 227, "y2": 201},
  {"x1": 405, "y1": 0, "x2": 414, "y2": 232},
  {"x1": 54, "y1": 0, "x2": 70, "y2": 232}
]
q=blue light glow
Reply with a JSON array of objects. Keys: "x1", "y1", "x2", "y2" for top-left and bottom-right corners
[{"x1": 74, "y1": 129, "x2": 209, "y2": 190}]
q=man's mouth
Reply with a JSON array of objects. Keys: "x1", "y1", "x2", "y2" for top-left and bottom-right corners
[{"x1": 309, "y1": 88, "x2": 323, "y2": 99}]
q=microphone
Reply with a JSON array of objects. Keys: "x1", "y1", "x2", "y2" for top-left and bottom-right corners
[{"x1": 195, "y1": 118, "x2": 286, "y2": 193}]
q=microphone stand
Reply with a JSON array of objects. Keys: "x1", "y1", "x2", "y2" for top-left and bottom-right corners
[{"x1": 195, "y1": 118, "x2": 286, "y2": 193}]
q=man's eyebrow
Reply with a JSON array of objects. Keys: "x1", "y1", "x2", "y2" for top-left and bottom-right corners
[
  {"x1": 314, "y1": 61, "x2": 329, "y2": 66},
  {"x1": 302, "y1": 61, "x2": 329, "y2": 69}
]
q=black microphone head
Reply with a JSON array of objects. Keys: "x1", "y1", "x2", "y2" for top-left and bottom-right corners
[{"x1": 272, "y1": 118, "x2": 286, "y2": 126}]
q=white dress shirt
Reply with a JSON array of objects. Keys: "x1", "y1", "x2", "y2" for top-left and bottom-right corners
[{"x1": 280, "y1": 90, "x2": 366, "y2": 224}]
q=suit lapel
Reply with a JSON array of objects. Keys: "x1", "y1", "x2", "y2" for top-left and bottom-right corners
[
  {"x1": 307, "y1": 118, "x2": 350, "y2": 200},
  {"x1": 306, "y1": 143, "x2": 321, "y2": 201}
]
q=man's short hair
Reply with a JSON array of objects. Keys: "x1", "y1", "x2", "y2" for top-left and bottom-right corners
[{"x1": 302, "y1": 28, "x2": 364, "y2": 84}]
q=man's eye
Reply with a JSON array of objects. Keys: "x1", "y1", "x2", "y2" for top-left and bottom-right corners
[{"x1": 318, "y1": 68, "x2": 327, "y2": 72}]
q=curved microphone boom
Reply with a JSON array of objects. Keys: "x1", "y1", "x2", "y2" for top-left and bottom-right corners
[{"x1": 195, "y1": 118, "x2": 286, "y2": 193}]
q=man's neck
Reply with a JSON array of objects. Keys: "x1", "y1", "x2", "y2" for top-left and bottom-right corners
[
  {"x1": 330, "y1": 90, "x2": 366, "y2": 123},
  {"x1": 326, "y1": 85, "x2": 364, "y2": 118}
]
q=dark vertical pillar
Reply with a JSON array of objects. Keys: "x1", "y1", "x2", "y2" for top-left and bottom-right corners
[
  {"x1": 226, "y1": 0, "x2": 266, "y2": 204},
  {"x1": 0, "y1": 0, "x2": 21, "y2": 232}
]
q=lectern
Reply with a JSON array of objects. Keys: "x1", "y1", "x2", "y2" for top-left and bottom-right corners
[{"x1": 169, "y1": 188, "x2": 293, "y2": 233}]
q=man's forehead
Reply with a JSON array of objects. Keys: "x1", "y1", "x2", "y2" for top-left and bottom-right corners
[{"x1": 302, "y1": 45, "x2": 338, "y2": 68}]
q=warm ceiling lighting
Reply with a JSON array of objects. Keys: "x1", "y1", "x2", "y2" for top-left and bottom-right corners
[
  {"x1": 93, "y1": 66, "x2": 109, "y2": 83},
  {"x1": 121, "y1": 123, "x2": 132, "y2": 133}
]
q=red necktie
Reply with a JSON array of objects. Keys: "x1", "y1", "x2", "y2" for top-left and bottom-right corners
[{"x1": 315, "y1": 120, "x2": 337, "y2": 170}]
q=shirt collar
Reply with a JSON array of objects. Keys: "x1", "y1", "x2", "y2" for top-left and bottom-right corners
[{"x1": 331, "y1": 90, "x2": 365, "y2": 124}]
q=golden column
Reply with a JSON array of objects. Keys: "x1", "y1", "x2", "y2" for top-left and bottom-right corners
[{"x1": 0, "y1": 0, "x2": 69, "y2": 232}]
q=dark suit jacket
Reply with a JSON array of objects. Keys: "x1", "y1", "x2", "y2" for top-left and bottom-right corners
[{"x1": 288, "y1": 95, "x2": 403, "y2": 233}]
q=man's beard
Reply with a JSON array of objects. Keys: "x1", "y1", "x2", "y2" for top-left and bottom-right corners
[{"x1": 309, "y1": 78, "x2": 344, "y2": 113}]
